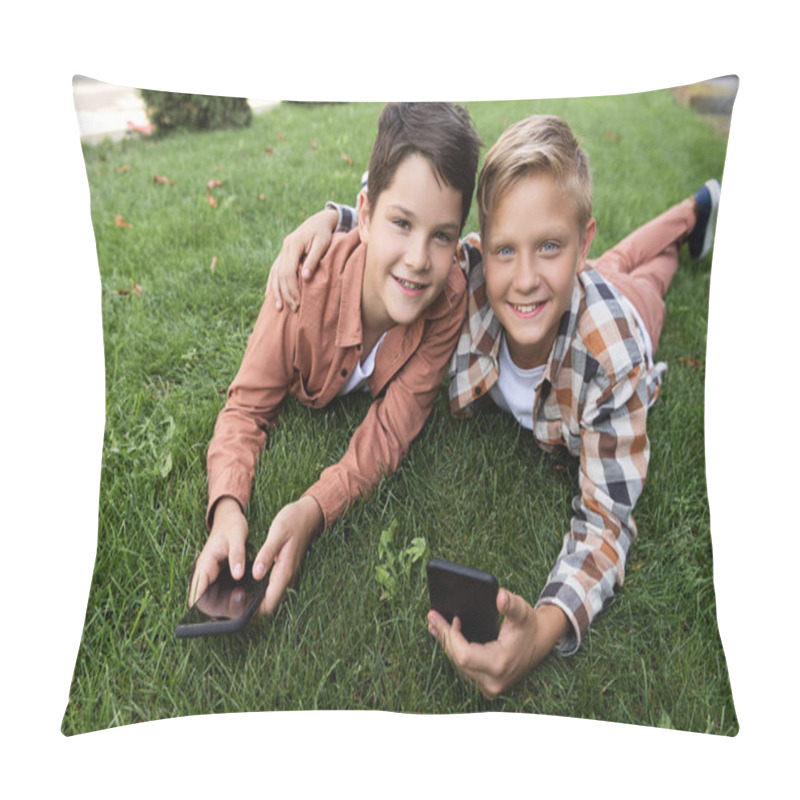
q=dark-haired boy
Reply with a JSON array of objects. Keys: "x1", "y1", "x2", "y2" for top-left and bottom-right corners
[{"x1": 190, "y1": 103, "x2": 481, "y2": 615}]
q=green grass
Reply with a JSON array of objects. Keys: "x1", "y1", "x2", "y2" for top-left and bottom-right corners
[{"x1": 62, "y1": 92, "x2": 737, "y2": 735}]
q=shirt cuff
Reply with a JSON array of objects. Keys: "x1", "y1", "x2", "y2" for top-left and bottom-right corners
[
  {"x1": 301, "y1": 481, "x2": 346, "y2": 534},
  {"x1": 535, "y1": 593, "x2": 585, "y2": 657},
  {"x1": 206, "y1": 468, "x2": 252, "y2": 530},
  {"x1": 325, "y1": 202, "x2": 358, "y2": 233}
]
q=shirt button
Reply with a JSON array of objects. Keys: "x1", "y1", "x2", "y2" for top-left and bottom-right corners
[
  {"x1": 474, "y1": 386, "x2": 482, "y2": 396},
  {"x1": 341, "y1": 369, "x2": 348, "y2": 377}
]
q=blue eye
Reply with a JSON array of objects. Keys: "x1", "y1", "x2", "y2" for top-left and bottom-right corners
[
  {"x1": 434, "y1": 231, "x2": 454, "y2": 244},
  {"x1": 497, "y1": 246, "x2": 513, "y2": 257},
  {"x1": 542, "y1": 241, "x2": 559, "y2": 253}
]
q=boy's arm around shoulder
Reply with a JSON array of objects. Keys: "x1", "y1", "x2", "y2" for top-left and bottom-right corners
[
  {"x1": 206, "y1": 294, "x2": 299, "y2": 528},
  {"x1": 304, "y1": 259, "x2": 468, "y2": 529},
  {"x1": 538, "y1": 349, "x2": 651, "y2": 655}
]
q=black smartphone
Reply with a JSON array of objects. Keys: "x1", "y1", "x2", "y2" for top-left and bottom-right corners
[
  {"x1": 426, "y1": 557, "x2": 499, "y2": 643},
  {"x1": 175, "y1": 561, "x2": 269, "y2": 638}
]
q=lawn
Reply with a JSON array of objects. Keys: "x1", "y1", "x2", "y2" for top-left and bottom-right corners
[{"x1": 62, "y1": 92, "x2": 737, "y2": 735}]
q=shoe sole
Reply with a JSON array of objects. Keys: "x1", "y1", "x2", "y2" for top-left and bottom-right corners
[{"x1": 698, "y1": 179, "x2": 721, "y2": 260}]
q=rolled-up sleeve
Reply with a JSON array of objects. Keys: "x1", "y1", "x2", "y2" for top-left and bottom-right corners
[{"x1": 537, "y1": 361, "x2": 650, "y2": 655}]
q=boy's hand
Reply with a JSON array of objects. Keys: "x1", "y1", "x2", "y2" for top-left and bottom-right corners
[
  {"x1": 252, "y1": 495, "x2": 324, "y2": 615},
  {"x1": 426, "y1": 589, "x2": 569, "y2": 699},
  {"x1": 266, "y1": 208, "x2": 339, "y2": 312},
  {"x1": 188, "y1": 497, "x2": 248, "y2": 607}
]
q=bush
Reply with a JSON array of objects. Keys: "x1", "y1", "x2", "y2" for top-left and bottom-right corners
[{"x1": 139, "y1": 89, "x2": 252, "y2": 135}]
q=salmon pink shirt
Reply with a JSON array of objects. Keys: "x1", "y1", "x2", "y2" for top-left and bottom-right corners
[{"x1": 206, "y1": 229, "x2": 467, "y2": 531}]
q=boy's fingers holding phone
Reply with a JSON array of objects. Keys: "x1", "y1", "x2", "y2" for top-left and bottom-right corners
[
  {"x1": 428, "y1": 612, "x2": 468, "y2": 667},
  {"x1": 228, "y1": 537, "x2": 246, "y2": 582},
  {"x1": 189, "y1": 557, "x2": 219, "y2": 608},
  {"x1": 254, "y1": 498, "x2": 321, "y2": 615}
]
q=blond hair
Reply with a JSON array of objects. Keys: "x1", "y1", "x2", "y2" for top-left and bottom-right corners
[{"x1": 477, "y1": 115, "x2": 592, "y2": 240}]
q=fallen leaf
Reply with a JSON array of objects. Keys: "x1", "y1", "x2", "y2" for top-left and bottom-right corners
[
  {"x1": 277, "y1": 133, "x2": 284, "y2": 141},
  {"x1": 154, "y1": 174, "x2": 175, "y2": 185},
  {"x1": 678, "y1": 356, "x2": 705, "y2": 369},
  {"x1": 206, "y1": 193, "x2": 218, "y2": 209},
  {"x1": 258, "y1": 193, "x2": 265, "y2": 201},
  {"x1": 115, "y1": 213, "x2": 132, "y2": 229},
  {"x1": 604, "y1": 130, "x2": 622, "y2": 141},
  {"x1": 117, "y1": 165, "x2": 130, "y2": 173},
  {"x1": 115, "y1": 283, "x2": 142, "y2": 297},
  {"x1": 311, "y1": 139, "x2": 317, "y2": 149},
  {"x1": 264, "y1": 148, "x2": 274, "y2": 155},
  {"x1": 210, "y1": 256, "x2": 217, "y2": 274},
  {"x1": 341, "y1": 153, "x2": 353, "y2": 165},
  {"x1": 207, "y1": 179, "x2": 223, "y2": 191}
]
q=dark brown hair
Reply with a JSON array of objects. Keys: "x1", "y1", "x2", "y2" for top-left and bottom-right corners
[{"x1": 367, "y1": 102, "x2": 482, "y2": 229}]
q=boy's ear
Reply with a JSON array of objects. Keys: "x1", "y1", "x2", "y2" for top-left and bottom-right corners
[
  {"x1": 580, "y1": 217, "x2": 597, "y2": 261},
  {"x1": 357, "y1": 190, "x2": 371, "y2": 244}
]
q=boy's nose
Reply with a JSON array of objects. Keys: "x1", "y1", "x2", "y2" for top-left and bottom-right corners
[
  {"x1": 404, "y1": 235, "x2": 429, "y2": 271},
  {"x1": 513, "y1": 253, "x2": 540, "y2": 292}
]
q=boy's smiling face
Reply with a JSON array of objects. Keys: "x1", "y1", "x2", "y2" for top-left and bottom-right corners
[
  {"x1": 358, "y1": 153, "x2": 462, "y2": 337},
  {"x1": 483, "y1": 172, "x2": 596, "y2": 369}
]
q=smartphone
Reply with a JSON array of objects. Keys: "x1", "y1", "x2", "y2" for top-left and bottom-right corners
[
  {"x1": 426, "y1": 557, "x2": 500, "y2": 643},
  {"x1": 175, "y1": 561, "x2": 269, "y2": 638}
]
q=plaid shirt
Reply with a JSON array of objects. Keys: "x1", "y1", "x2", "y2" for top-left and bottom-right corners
[
  {"x1": 330, "y1": 206, "x2": 662, "y2": 656},
  {"x1": 452, "y1": 234, "x2": 662, "y2": 655}
]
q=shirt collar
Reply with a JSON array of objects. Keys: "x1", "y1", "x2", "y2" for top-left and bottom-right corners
[
  {"x1": 543, "y1": 280, "x2": 583, "y2": 384},
  {"x1": 448, "y1": 258, "x2": 584, "y2": 412}
]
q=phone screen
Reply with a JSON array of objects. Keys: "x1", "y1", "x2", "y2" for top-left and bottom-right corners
[{"x1": 176, "y1": 561, "x2": 268, "y2": 638}]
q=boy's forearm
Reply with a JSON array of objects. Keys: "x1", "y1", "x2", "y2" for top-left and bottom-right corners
[
  {"x1": 531, "y1": 603, "x2": 570, "y2": 665},
  {"x1": 206, "y1": 296, "x2": 296, "y2": 528}
]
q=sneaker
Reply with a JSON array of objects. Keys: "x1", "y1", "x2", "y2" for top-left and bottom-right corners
[{"x1": 687, "y1": 179, "x2": 721, "y2": 260}]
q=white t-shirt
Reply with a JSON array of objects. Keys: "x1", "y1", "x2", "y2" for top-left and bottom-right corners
[
  {"x1": 488, "y1": 292, "x2": 654, "y2": 429},
  {"x1": 337, "y1": 332, "x2": 387, "y2": 396},
  {"x1": 488, "y1": 334, "x2": 545, "y2": 430}
]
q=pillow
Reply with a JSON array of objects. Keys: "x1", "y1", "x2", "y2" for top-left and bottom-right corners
[{"x1": 63, "y1": 77, "x2": 737, "y2": 737}]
